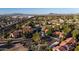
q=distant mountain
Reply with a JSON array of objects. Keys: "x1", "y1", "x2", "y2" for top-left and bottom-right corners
[
  {"x1": 0, "y1": 13, "x2": 34, "y2": 16},
  {"x1": 48, "y1": 13, "x2": 79, "y2": 16},
  {"x1": 0, "y1": 13, "x2": 79, "y2": 16}
]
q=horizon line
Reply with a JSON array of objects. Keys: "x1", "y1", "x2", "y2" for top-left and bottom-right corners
[{"x1": 0, "y1": 12, "x2": 79, "y2": 15}]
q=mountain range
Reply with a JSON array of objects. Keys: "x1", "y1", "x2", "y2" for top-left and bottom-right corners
[{"x1": 0, "y1": 13, "x2": 79, "y2": 16}]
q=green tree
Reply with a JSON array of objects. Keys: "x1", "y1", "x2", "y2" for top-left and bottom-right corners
[
  {"x1": 45, "y1": 27, "x2": 52, "y2": 36},
  {"x1": 16, "y1": 24, "x2": 21, "y2": 29},
  {"x1": 32, "y1": 32, "x2": 40, "y2": 42},
  {"x1": 75, "y1": 45, "x2": 79, "y2": 51},
  {"x1": 29, "y1": 21, "x2": 35, "y2": 27},
  {"x1": 72, "y1": 29, "x2": 79, "y2": 39},
  {"x1": 62, "y1": 24, "x2": 71, "y2": 35}
]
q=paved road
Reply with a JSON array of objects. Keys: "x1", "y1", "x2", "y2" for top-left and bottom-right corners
[{"x1": 4, "y1": 43, "x2": 28, "y2": 51}]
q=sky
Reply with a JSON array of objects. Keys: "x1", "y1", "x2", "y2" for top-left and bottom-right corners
[{"x1": 0, "y1": 8, "x2": 79, "y2": 14}]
